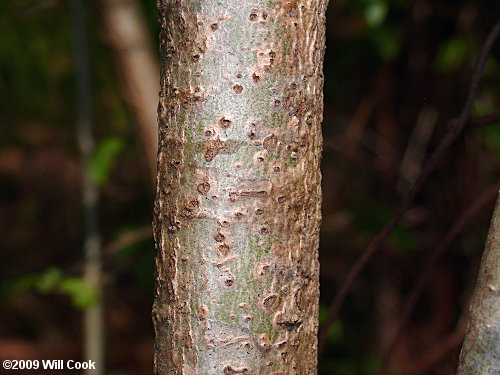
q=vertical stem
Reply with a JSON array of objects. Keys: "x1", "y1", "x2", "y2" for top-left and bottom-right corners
[{"x1": 70, "y1": 1, "x2": 104, "y2": 373}]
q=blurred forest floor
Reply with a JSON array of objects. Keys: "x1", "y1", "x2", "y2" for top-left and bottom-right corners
[{"x1": 0, "y1": 1, "x2": 499, "y2": 374}]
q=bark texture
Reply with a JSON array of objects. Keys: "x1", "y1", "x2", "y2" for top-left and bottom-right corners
[
  {"x1": 153, "y1": 1, "x2": 327, "y2": 374},
  {"x1": 457, "y1": 192, "x2": 500, "y2": 375}
]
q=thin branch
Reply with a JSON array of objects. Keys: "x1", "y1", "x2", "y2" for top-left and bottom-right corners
[
  {"x1": 379, "y1": 183, "x2": 499, "y2": 375},
  {"x1": 104, "y1": 226, "x2": 152, "y2": 256},
  {"x1": 318, "y1": 16, "x2": 500, "y2": 358},
  {"x1": 402, "y1": 319, "x2": 467, "y2": 375},
  {"x1": 470, "y1": 112, "x2": 500, "y2": 127},
  {"x1": 342, "y1": 94, "x2": 377, "y2": 157}
]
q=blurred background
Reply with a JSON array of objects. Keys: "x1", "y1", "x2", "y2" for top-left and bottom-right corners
[{"x1": 0, "y1": 0, "x2": 499, "y2": 374}]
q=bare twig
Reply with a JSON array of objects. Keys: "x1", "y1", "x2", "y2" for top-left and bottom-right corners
[
  {"x1": 318, "y1": 16, "x2": 500, "y2": 358},
  {"x1": 402, "y1": 319, "x2": 467, "y2": 375},
  {"x1": 470, "y1": 112, "x2": 500, "y2": 127},
  {"x1": 342, "y1": 94, "x2": 377, "y2": 157},
  {"x1": 379, "y1": 183, "x2": 499, "y2": 375},
  {"x1": 104, "y1": 226, "x2": 152, "y2": 256}
]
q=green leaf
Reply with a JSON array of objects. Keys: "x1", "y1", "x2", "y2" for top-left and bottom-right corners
[
  {"x1": 368, "y1": 25, "x2": 400, "y2": 61},
  {"x1": 59, "y1": 277, "x2": 99, "y2": 310},
  {"x1": 88, "y1": 136, "x2": 125, "y2": 186},
  {"x1": 434, "y1": 37, "x2": 469, "y2": 73},
  {"x1": 2, "y1": 269, "x2": 100, "y2": 310},
  {"x1": 365, "y1": 2, "x2": 388, "y2": 27},
  {"x1": 481, "y1": 124, "x2": 500, "y2": 152},
  {"x1": 34, "y1": 267, "x2": 62, "y2": 294}
]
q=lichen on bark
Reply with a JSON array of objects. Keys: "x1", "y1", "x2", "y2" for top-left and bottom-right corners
[{"x1": 153, "y1": 1, "x2": 327, "y2": 374}]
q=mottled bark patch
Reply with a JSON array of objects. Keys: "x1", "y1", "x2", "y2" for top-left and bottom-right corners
[
  {"x1": 197, "y1": 181, "x2": 211, "y2": 194},
  {"x1": 232, "y1": 84, "x2": 244, "y2": 95},
  {"x1": 204, "y1": 137, "x2": 226, "y2": 161},
  {"x1": 218, "y1": 115, "x2": 233, "y2": 128},
  {"x1": 199, "y1": 305, "x2": 210, "y2": 320},
  {"x1": 260, "y1": 293, "x2": 279, "y2": 312},
  {"x1": 221, "y1": 362, "x2": 251, "y2": 374}
]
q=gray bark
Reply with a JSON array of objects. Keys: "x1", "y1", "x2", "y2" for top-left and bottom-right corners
[
  {"x1": 457, "y1": 192, "x2": 500, "y2": 375},
  {"x1": 152, "y1": 0, "x2": 328, "y2": 374}
]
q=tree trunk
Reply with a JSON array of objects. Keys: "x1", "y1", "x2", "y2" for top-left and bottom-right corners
[
  {"x1": 457, "y1": 191, "x2": 500, "y2": 375},
  {"x1": 70, "y1": 1, "x2": 105, "y2": 374},
  {"x1": 152, "y1": 1, "x2": 327, "y2": 374}
]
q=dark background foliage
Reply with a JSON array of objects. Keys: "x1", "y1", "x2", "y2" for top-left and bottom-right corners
[{"x1": 0, "y1": 0, "x2": 499, "y2": 374}]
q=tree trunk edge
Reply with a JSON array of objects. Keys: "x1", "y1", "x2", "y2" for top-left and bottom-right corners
[{"x1": 457, "y1": 191, "x2": 500, "y2": 375}]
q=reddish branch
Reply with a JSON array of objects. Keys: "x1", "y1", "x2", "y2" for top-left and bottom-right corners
[
  {"x1": 470, "y1": 112, "x2": 500, "y2": 127},
  {"x1": 318, "y1": 16, "x2": 500, "y2": 358},
  {"x1": 379, "y1": 183, "x2": 500, "y2": 375}
]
